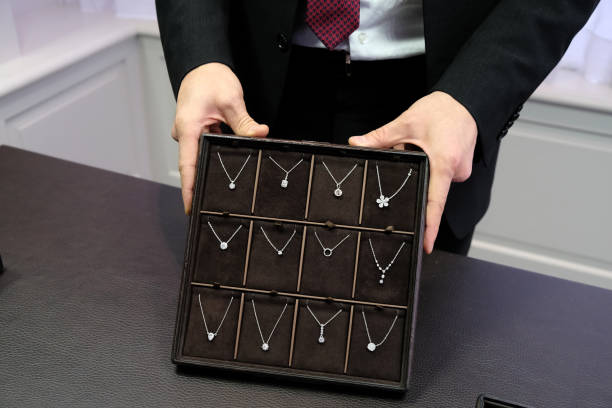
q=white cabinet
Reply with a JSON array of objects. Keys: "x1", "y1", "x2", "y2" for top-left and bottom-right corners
[
  {"x1": 139, "y1": 35, "x2": 179, "y2": 187},
  {"x1": 470, "y1": 95, "x2": 612, "y2": 289},
  {"x1": 0, "y1": 37, "x2": 151, "y2": 179}
]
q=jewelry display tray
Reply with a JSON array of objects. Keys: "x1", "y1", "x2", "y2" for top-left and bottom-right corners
[{"x1": 172, "y1": 134, "x2": 429, "y2": 392}]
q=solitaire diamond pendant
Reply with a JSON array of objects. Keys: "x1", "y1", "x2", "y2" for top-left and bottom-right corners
[
  {"x1": 334, "y1": 187, "x2": 343, "y2": 197},
  {"x1": 367, "y1": 342, "x2": 376, "y2": 352},
  {"x1": 281, "y1": 178, "x2": 289, "y2": 188},
  {"x1": 220, "y1": 242, "x2": 228, "y2": 250},
  {"x1": 207, "y1": 332, "x2": 215, "y2": 342},
  {"x1": 229, "y1": 182, "x2": 236, "y2": 190},
  {"x1": 261, "y1": 343, "x2": 269, "y2": 351}
]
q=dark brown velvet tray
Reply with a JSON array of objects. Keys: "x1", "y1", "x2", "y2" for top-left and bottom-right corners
[{"x1": 172, "y1": 134, "x2": 429, "y2": 391}]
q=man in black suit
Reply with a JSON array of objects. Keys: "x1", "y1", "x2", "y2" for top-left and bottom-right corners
[{"x1": 155, "y1": 0, "x2": 597, "y2": 255}]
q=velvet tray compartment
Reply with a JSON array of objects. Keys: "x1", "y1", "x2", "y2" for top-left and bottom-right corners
[{"x1": 172, "y1": 134, "x2": 429, "y2": 392}]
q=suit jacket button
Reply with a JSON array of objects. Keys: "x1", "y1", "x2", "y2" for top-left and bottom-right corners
[{"x1": 277, "y1": 33, "x2": 289, "y2": 52}]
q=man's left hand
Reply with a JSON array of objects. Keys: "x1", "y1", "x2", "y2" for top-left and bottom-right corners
[{"x1": 349, "y1": 91, "x2": 477, "y2": 254}]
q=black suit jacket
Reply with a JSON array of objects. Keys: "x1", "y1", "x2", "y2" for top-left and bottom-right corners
[{"x1": 155, "y1": 0, "x2": 597, "y2": 238}]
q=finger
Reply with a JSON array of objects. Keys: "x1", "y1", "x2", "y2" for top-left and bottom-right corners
[
  {"x1": 392, "y1": 143, "x2": 405, "y2": 150},
  {"x1": 177, "y1": 124, "x2": 206, "y2": 215},
  {"x1": 171, "y1": 123, "x2": 178, "y2": 142},
  {"x1": 348, "y1": 120, "x2": 404, "y2": 149},
  {"x1": 423, "y1": 164, "x2": 453, "y2": 254},
  {"x1": 223, "y1": 99, "x2": 269, "y2": 138}
]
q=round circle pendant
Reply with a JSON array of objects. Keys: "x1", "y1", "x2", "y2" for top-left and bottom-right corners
[
  {"x1": 318, "y1": 335, "x2": 325, "y2": 344},
  {"x1": 229, "y1": 182, "x2": 236, "y2": 190},
  {"x1": 207, "y1": 332, "x2": 215, "y2": 342},
  {"x1": 323, "y1": 248, "x2": 333, "y2": 257},
  {"x1": 367, "y1": 342, "x2": 376, "y2": 352},
  {"x1": 277, "y1": 250, "x2": 283, "y2": 256},
  {"x1": 281, "y1": 179, "x2": 288, "y2": 188},
  {"x1": 261, "y1": 343, "x2": 269, "y2": 351},
  {"x1": 220, "y1": 242, "x2": 228, "y2": 250},
  {"x1": 333, "y1": 188, "x2": 343, "y2": 197}
]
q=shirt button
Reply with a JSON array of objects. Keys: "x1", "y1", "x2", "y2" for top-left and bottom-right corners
[
  {"x1": 358, "y1": 32, "x2": 367, "y2": 44},
  {"x1": 277, "y1": 33, "x2": 289, "y2": 52}
]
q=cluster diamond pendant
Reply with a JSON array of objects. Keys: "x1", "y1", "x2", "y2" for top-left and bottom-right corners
[
  {"x1": 318, "y1": 326, "x2": 325, "y2": 344},
  {"x1": 376, "y1": 194, "x2": 390, "y2": 208}
]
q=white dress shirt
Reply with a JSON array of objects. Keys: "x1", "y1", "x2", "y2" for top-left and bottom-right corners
[{"x1": 292, "y1": 0, "x2": 426, "y2": 60}]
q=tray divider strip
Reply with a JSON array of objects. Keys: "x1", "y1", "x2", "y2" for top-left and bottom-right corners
[
  {"x1": 304, "y1": 154, "x2": 315, "y2": 219},
  {"x1": 199, "y1": 210, "x2": 414, "y2": 236},
  {"x1": 344, "y1": 304, "x2": 354, "y2": 374},
  {"x1": 296, "y1": 225, "x2": 308, "y2": 292},
  {"x1": 358, "y1": 160, "x2": 368, "y2": 225},
  {"x1": 250, "y1": 150, "x2": 262, "y2": 214},
  {"x1": 233, "y1": 293, "x2": 246, "y2": 359},
  {"x1": 189, "y1": 282, "x2": 407, "y2": 310},
  {"x1": 288, "y1": 299, "x2": 300, "y2": 367},
  {"x1": 242, "y1": 220, "x2": 254, "y2": 286},
  {"x1": 351, "y1": 232, "x2": 361, "y2": 299}
]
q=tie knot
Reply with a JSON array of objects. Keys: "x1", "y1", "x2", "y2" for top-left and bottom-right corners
[{"x1": 306, "y1": 0, "x2": 360, "y2": 50}]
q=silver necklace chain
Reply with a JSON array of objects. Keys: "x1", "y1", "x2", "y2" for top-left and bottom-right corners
[
  {"x1": 322, "y1": 161, "x2": 358, "y2": 197},
  {"x1": 368, "y1": 238, "x2": 406, "y2": 285},
  {"x1": 306, "y1": 305, "x2": 343, "y2": 344},
  {"x1": 198, "y1": 294, "x2": 234, "y2": 342},
  {"x1": 268, "y1": 156, "x2": 304, "y2": 188},
  {"x1": 207, "y1": 221, "x2": 242, "y2": 250},
  {"x1": 361, "y1": 309, "x2": 399, "y2": 352},
  {"x1": 375, "y1": 164, "x2": 413, "y2": 208},
  {"x1": 217, "y1": 152, "x2": 251, "y2": 190},
  {"x1": 260, "y1": 226, "x2": 297, "y2": 256},
  {"x1": 251, "y1": 299, "x2": 288, "y2": 352},
  {"x1": 313, "y1": 231, "x2": 351, "y2": 257}
]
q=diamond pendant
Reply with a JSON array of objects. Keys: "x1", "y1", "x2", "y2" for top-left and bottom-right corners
[
  {"x1": 207, "y1": 332, "x2": 215, "y2": 342},
  {"x1": 334, "y1": 187, "x2": 343, "y2": 197},
  {"x1": 229, "y1": 182, "x2": 236, "y2": 190},
  {"x1": 220, "y1": 242, "x2": 228, "y2": 250},
  {"x1": 318, "y1": 326, "x2": 325, "y2": 344},
  {"x1": 367, "y1": 342, "x2": 376, "y2": 352},
  {"x1": 281, "y1": 178, "x2": 288, "y2": 188},
  {"x1": 323, "y1": 248, "x2": 333, "y2": 257},
  {"x1": 277, "y1": 250, "x2": 283, "y2": 256},
  {"x1": 261, "y1": 343, "x2": 269, "y2": 351}
]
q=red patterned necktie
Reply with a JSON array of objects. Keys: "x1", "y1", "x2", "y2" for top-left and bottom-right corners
[{"x1": 306, "y1": 0, "x2": 360, "y2": 50}]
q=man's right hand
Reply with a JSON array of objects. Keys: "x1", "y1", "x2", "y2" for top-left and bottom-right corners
[{"x1": 172, "y1": 62, "x2": 269, "y2": 214}]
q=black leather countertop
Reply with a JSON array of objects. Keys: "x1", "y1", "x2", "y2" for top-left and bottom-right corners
[{"x1": 1, "y1": 146, "x2": 611, "y2": 408}]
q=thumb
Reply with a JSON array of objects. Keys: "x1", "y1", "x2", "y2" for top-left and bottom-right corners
[
  {"x1": 223, "y1": 99, "x2": 269, "y2": 138},
  {"x1": 348, "y1": 121, "x2": 402, "y2": 149}
]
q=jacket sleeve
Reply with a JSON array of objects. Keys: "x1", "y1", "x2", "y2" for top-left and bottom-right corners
[
  {"x1": 155, "y1": 0, "x2": 234, "y2": 98},
  {"x1": 431, "y1": 0, "x2": 599, "y2": 166}
]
